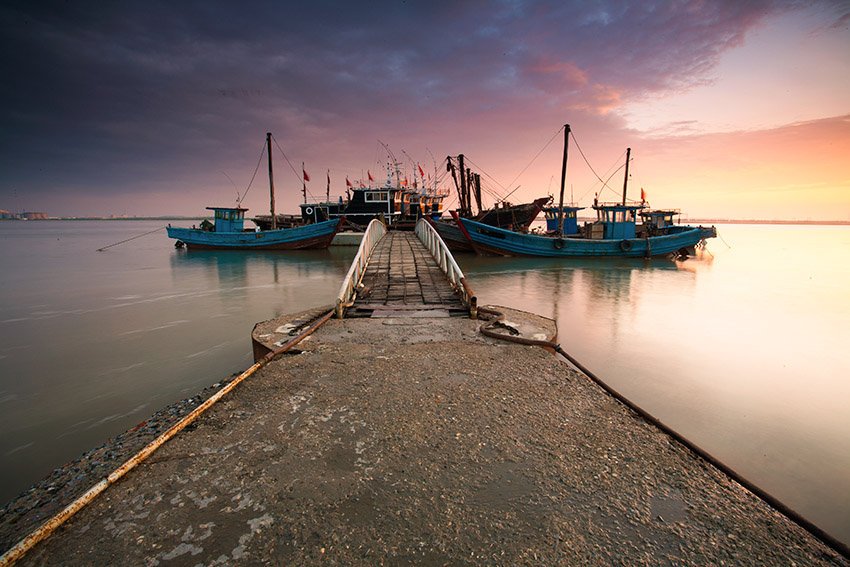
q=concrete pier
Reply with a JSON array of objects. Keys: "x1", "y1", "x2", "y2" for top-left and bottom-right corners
[{"x1": 4, "y1": 306, "x2": 847, "y2": 566}]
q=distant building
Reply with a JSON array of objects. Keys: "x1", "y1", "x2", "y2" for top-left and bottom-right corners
[
  {"x1": 22, "y1": 211, "x2": 48, "y2": 220},
  {"x1": 0, "y1": 209, "x2": 14, "y2": 219}
]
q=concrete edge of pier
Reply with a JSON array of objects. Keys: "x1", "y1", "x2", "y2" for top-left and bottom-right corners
[{"x1": 1, "y1": 305, "x2": 847, "y2": 566}]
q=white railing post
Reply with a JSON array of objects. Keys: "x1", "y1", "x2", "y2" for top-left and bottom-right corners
[
  {"x1": 414, "y1": 219, "x2": 477, "y2": 318},
  {"x1": 335, "y1": 220, "x2": 387, "y2": 318}
]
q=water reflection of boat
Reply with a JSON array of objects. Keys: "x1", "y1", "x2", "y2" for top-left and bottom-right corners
[
  {"x1": 166, "y1": 133, "x2": 344, "y2": 250},
  {"x1": 456, "y1": 125, "x2": 717, "y2": 258},
  {"x1": 169, "y1": 246, "x2": 356, "y2": 273},
  {"x1": 458, "y1": 250, "x2": 684, "y2": 276}
]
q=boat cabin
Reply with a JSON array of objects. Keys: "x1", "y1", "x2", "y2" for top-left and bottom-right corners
[
  {"x1": 639, "y1": 209, "x2": 680, "y2": 230},
  {"x1": 206, "y1": 207, "x2": 248, "y2": 233},
  {"x1": 544, "y1": 206, "x2": 584, "y2": 235},
  {"x1": 591, "y1": 204, "x2": 644, "y2": 240}
]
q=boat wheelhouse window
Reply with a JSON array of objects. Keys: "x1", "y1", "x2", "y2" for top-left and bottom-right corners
[
  {"x1": 598, "y1": 209, "x2": 636, "y2": 223},
  {"x1": 365, "y1": 192, "x2": 389, "y2": 202},
  {"x1": 215, "y1": 210, "x2": 223, "y2": 219}
]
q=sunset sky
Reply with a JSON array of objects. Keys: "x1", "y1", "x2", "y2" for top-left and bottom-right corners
[{"x1": 1, "y1": 1, "x2": 848, "y2": 220}]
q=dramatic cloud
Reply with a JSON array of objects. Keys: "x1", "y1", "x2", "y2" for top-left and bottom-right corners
[{"x1": 0, "y1": 0, "x2": 847, "y2": 218}]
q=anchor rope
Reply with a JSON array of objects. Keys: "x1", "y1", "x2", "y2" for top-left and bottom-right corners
[{"x1": 95, "y1": 226, "x2": 166, "y2": 252}]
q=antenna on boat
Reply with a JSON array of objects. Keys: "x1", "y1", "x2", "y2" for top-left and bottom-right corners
[
  {"x1": 557, "y1": 124, "x2": 570, "y2": 237},
  {"x1": 378, "y1": 140, "x2": 401, "y2": 187},
  {"x1": 426, "y1": 147, "x2": 438, "y2": 193},
  {"x1": 401, "y1": 149, "x2": 418, "y2": 187}
]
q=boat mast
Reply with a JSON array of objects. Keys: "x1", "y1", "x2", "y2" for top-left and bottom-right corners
[
  {"x1": 458, "y1": 154, "x2": 468, "y2": 217},
  {"x1": 557, "y1": 124, "x2": 570, "y2": 237},
  {"x1": 621, "y1": 147, "x2": 631, "y2": 206},
  {"x1": 302, "y1": 162, "x2": 307, "y2": 205},
  {"x1": 267, "y1": 132, "x2": 276, "y2": 230}
]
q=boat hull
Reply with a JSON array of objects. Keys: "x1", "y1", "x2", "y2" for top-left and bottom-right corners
[
  {"x1": 167, "y1": 218, "x2": 344, "y2": 250},
  {"x1": 472, "y1": 196, "x2": 550, "y2": 230},
  {"x1": 457, "y1": 218, "x2": 716, "y2": 257},
  {"x1": 427, "y1": 219, "x2": 474, "y2": 252}
]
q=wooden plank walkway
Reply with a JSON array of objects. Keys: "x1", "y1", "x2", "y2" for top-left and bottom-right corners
[{"x1": 348, "y1": 231, "x2": 467, "y2": 318}]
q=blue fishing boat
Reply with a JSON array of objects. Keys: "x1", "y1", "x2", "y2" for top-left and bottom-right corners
[
  {"x1": 166, "y1": 133, "x2": 344, "y2": 250},
  {"x1": 455, "y1": 209, "x2": 715, "y2": 257},
  {"x1": 453, "y1": 124, "x2": 717, "y2": 258},
  {"x1": 167, "y1": 207, "x2": 343, "y2": 250}
]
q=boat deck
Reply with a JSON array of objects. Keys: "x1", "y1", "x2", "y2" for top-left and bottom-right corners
[{"x1": 347, "y1": 231, "x2": 468, "y2": 318}]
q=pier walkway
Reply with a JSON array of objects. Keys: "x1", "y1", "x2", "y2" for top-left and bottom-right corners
[
  {"x1": 347, "y1": 231, "x2": 467, "y2": 318},
  {"x1": 334, "y1": 220, "x2": 475, "y2": 321}
]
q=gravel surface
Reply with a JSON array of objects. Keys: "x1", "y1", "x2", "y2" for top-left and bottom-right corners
[{"x1": 2, "y1": 307, "x2": 847, "y2": 566}]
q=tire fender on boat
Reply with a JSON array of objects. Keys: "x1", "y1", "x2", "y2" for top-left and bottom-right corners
[
  {"x1": 553, "y1": 238, "x2": 565, "y2": 250},
  {"x1": 619, "y1": 239, "x2": 633, "y2": 252}
]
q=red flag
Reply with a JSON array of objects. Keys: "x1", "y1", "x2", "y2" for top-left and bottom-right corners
[
  {"x1": 418, "y1": 164, "x2": 424, "y2": 177},
  {"x1": 368, "y1": 170, "x2": 374, "y2": 182},
  {"x1": 346, "y1": 176, "x2": 352, "y2": 188},
  {"x1": 303, "y1": 168, "x2": 310, "y2": 182},
  {"x1": 640, "y1": 188, "x2": 646, "y2": 201}
]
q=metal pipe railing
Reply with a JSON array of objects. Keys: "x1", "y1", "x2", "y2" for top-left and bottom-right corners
[
  {"x1": 335, "y1": 219, "x2": 388, "y2": 318},
  {"x1": 414, "y1": 218, "x2": 477, "y2": 318}
]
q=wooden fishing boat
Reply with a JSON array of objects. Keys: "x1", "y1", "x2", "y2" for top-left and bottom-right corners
[
  {"x1": 167, "y1": 208, "x2": 343, "y2": 250},
  {"x1": 166, "y1": 133, "x2": 344, "y2": 250},
  {"x1": 429, "y1": 153, "x2": 551, "y2": 251},
  {"x1": 429, "y1": 195, "x2": 551, "y2": 252},
  {"x1": 455, "y1": 210, "x2": 716, "y2": 257},
  {"x1": 453, "y1": 124, "x2": 717, "y2": 258}
]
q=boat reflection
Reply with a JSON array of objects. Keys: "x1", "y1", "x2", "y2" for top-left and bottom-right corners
[
  {"x1": 461, "y1": 253, "x2": 707, "y2": 346},
  {"x1": 169, "y1": 247, "x2": 357, "y2": 285}
]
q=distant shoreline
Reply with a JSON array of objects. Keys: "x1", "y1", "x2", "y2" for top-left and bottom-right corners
[
  {"x1": 570, "y1": 218, "x2": 850, "y2": 226},
  {"x1": 692, "y1": 219, "x2": 850, "y2": 226},
  {"x1": 1, "y1": 216, "x2": 848, "y2": 226}
]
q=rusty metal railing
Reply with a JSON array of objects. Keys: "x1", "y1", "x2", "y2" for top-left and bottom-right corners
[
  {"x1": 335, "y1": 219, "x2": 388, "y2": 318},
  {"x1": 414, "y1": 218, "x2": 477, "y2": 318}
]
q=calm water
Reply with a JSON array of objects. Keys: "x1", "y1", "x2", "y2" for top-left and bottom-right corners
[{"x1": 1, "y1": 221, "x2": 848, "y2": 547}]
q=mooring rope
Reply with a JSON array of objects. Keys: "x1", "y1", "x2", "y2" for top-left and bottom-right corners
[{"x1": 96, "y1": 226, "x2": 167, "y2": 252}]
